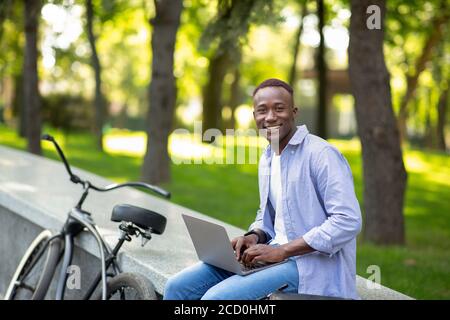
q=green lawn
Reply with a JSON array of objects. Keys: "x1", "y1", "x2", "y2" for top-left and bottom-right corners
[{"x1": 1, "y1": 124, "x2": 449, "y2": 299}]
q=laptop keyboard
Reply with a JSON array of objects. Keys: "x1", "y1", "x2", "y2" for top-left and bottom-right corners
[{"x1": 239, "y1": 261, "x2": 269, "y2": 271}]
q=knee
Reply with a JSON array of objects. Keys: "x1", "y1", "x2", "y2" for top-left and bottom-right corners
[
  {"x1": 201, "y1": 286, "x2": 233, "y2": 300},
  {"x1": 163, "y1": 275, "x2": 189, "y2": 300}
]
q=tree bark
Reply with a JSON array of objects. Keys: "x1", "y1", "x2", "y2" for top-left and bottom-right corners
[
  {"x1": 202, "y1": 50, "x2": 230, "y2": 132},
  {"x1": 424, "y1": 98, "x2": 434, "y2": 149},
  {"x1": 228, "y1": 67, "x2": 242, "y2": 129},
  {"x1": 436, "y1": 87, "x2": 448, "y2": 151},
  {"x1": 141, "y1": 0, "x2": 182, "y2": 184},
  {"x1": 201, "y1": 0, "x2": 256, "y2": 134},
  {"x1": 397, "y1": 4, "x2": 449, "y2": 142},
  {"x1": 86, "y1": 0, "x2": 105, "y2": 151},
  {"x1": 349, "y1": 0, "x2": 407, "y2": 244},
  {"x1": 23, "y1": 0, "x2": 41, "y2": 155},
  {"x1": 316, "y1": 0, "x2": 327, "y2": 139},
  {"x1": 288, "y1": 0, "x2": 307, "y2": 87},
  {"x1": 12, "y1": 72, "x2": 26, "y2": 137}
]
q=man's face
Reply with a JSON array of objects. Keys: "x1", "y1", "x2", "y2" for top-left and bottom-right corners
[{"x1": 253, "y1": 86, "x2": 298, "y2": 145}]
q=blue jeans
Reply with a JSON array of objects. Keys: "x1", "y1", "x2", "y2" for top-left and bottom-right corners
[{"x1": 163, "y1": 259, "x2": 299, "y2": 300}]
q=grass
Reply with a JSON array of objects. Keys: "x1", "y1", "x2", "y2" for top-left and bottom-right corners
[{"x1": 1, "y1": 124, "x2": 449, "y2": 299}]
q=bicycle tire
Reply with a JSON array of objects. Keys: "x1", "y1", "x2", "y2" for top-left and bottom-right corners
[
  {"x1": 92, "y1": 272, "x2": 158, "y2": 300},
  {"x1": 4, "y1": 230, "x2": 51, "y2": 300},
  {"x1": 4, "y1": 230, "x2": 62, "y2": 300}
]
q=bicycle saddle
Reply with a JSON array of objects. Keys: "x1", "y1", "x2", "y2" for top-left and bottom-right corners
[{"x1": 111, "y1": 204, "x2": 167, "y2": 234}]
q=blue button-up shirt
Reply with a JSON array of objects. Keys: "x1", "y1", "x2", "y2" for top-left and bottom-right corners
[{"x1": 249, "y1": 125, "x2": 362, "y2": 299}]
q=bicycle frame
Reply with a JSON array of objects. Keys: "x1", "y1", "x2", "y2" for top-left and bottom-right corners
[
  {"x1": 51, "y1": 206, "x2": 141, "y2": 300},
  {"x1": 37, "y1": 134, "x2": 170, "y2": 300},
  {"x1": 52, "y1": 207, "x2": 105, "y2": 300}
]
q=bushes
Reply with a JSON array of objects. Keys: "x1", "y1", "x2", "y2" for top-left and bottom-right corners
[{"x1": 41, "y1": 93, "x2": 93, "y2": 131}]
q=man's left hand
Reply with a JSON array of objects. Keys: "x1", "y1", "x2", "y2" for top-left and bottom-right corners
[{"x1": 240, "y1": 244, "x2": 286, "y2": 265}]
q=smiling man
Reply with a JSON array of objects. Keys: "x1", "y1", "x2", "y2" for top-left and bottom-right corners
[{"x1": 164, "y1": 78, "x2": 362, "y2": 300}]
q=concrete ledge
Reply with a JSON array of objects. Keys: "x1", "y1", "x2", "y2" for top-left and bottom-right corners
[{"x1": 0, "y1": 145, "x2": 413, "y2": 300}]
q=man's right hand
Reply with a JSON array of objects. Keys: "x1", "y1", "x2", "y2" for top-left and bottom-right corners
[{"x1": 231, "y1": 234, "x2": 259, "y2": 261}]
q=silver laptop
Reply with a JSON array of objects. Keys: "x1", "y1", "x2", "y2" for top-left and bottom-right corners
[{"x1": 182, "y1": 214, "x2": 288, "y2": 275}]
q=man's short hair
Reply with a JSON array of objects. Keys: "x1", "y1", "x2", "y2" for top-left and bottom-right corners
[{"x1": 253, "y1": 78, "x2": 293, "y2": 97}]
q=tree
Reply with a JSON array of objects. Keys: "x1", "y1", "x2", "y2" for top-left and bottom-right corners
[
  {"x1": 0, "y1": 1, "x2": 25, "y2": 135},
  {"x1": 85, "y1": 0, "x2": 107, "y2": 151},
  {"x1": 349, "y1": 0, "x2": 407, "y2": 244},
  {"x1": 228, "y1": 66, "x2": 243, "y2": 129},
  {"x1": 202, "y1": 48, "x2": 231, "y2": 132},
  {"x1": 141, "y1": 0, "x2": 183, "y2": 184},
  {"x1": 23, "y1": 0, "x2": 42, "y2": 155},
  {"x1": 432, "y1": 38, "x2": 449, "y2": 151},
  {"x1": 288, "y1": 0, "x2": 308, "y2": 87},
  {"x1": 436, "y1": 87, "x2": 448, "y2": 151},
  {"x1": 200, "y1": 0, "x2": 277, "y2": 132},
  {"x1": 316, "y1": 0, "x2": 327, "y2": 139},
  {"x1": 201, "y1": 0, "x2": 251, "y2": 132},
  {"x1": 396, "y1": 0, "x2": 449, "y2": 142}
]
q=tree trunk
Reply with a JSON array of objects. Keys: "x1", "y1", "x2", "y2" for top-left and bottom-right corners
[
  {"x1": 436, "y1": 87, "x2": 448, "y2": 151},
  {"x1": 424, "y1": 99, "x2": 434, "y2": 149},
  {"x1": 200, "y1": 0, "x2": 256, "y2": 134},
  {"x1": 141, "y1": 0, "x2": 182, "y2": 185},
  {"x1": 397, "y1": 4, "x2": 449, "y2": 142},
  {"x1": 202, "y1": 50, "x2": 230, "y2": 133},
  {"x1": 86, "y1": 0, "x2": 105, "y2": 151},
  {"x1": 12, "y1": 72, "x2": 26, "y2": 137},
  {"x1": 23, "y1": 0, "x2": 41, "y2": 155},
  {"x1": 288, "y1": 0, "x2": 307, "y2": 87},
  {"x1": 228, "y1": 67, "x2": 242, "y2": 129},
  {"x1": 349, "y1": 0, "x2": 407, "y2": 245},
  {"x1": 316, "y1": 0, "x2": 327, "y2": 139}
]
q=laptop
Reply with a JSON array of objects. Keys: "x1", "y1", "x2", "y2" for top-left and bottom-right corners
[{"x1": 182, "y1": 214, "x2": 288, "y2": 275}]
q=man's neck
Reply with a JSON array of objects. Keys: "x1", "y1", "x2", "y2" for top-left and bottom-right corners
[{"x1": 274, "y1": 126, "x2": 297, "y2": 155}]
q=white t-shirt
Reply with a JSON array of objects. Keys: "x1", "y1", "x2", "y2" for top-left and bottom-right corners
[{"x1": 269, "y1": 153, "x2": 288, "y2": 245}]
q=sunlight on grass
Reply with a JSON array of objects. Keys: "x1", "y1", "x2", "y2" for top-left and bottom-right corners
[
  {"x1": 104, "y1": 130, "x2": 146, "y2": 156},
  {"x1": 405, "y1": 152, "x2": 429, "y2": 173},
  {"x1": 329, "y1": 138, "x2": 361, "y2": 153}
]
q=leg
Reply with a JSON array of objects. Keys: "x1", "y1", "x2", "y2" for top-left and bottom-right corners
[
  {"x1": 163, "y1": 262, "x2": 234, "y2": 300},
  {"x1": 201, "y1": 259, "x2": 299, "y2": 300}
]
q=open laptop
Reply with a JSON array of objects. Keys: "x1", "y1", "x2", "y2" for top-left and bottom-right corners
[{"x1": 182, "y1": 214, "x2": 288, "y2": 275}]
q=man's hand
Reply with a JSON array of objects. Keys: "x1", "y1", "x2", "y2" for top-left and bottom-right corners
[
  {"x1": 231, "y1": 234, "x2": 258, "y2": 261},
  {"x1": 241, "y1": 244, "x2": 287, "y2": 265}
]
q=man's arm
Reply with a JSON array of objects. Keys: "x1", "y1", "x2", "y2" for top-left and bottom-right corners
[
  {"x1": 242, "y1": 146, "x2": 361, "y2": 264},
  {"x1": 248, "y1": 228, "x2": 268, "y2": 244},
  {"x1": 302, "y1": 146, "x2": 362, "y2": 256},
  {"x1": 240, "y1": 237, "x2": 314, "y2": 265},
  {"x1": 231, "y1": 228, "x2": 269, "y2": 261},
  {"x1": 280, "y1": 237, "x2": 315, "y2": 257}
]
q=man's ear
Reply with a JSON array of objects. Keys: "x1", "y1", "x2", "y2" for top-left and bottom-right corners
[{"x1": 292, "y1": 106, "x2": 298, "y2": 116}]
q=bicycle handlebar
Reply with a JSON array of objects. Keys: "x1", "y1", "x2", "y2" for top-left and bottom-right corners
[
  {"x1": 90, "y1": 181, "x2": 171, "y2": 198},
  {"x1": 42, "y1": 134, "x2": 82, "y2": 184},
  {"x1": 41, "y1": 134, "x2": 171, "y2": 199}
]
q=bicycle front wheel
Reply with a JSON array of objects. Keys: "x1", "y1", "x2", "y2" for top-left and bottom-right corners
[
  {"x1": 4, "y1": 230, "x2": 62, "y2": 300},
  {"x1": 92, "y1": 272, "x2": 158, "y2": 300}
]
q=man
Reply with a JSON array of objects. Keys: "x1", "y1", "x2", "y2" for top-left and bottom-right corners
[{"x1": 164, "y1": 78, "x2": 362, "y2": 300}]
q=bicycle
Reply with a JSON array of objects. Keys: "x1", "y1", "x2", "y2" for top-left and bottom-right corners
[{"x1": 4, "y1": 134, "x2": 171, "y2": 300}]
